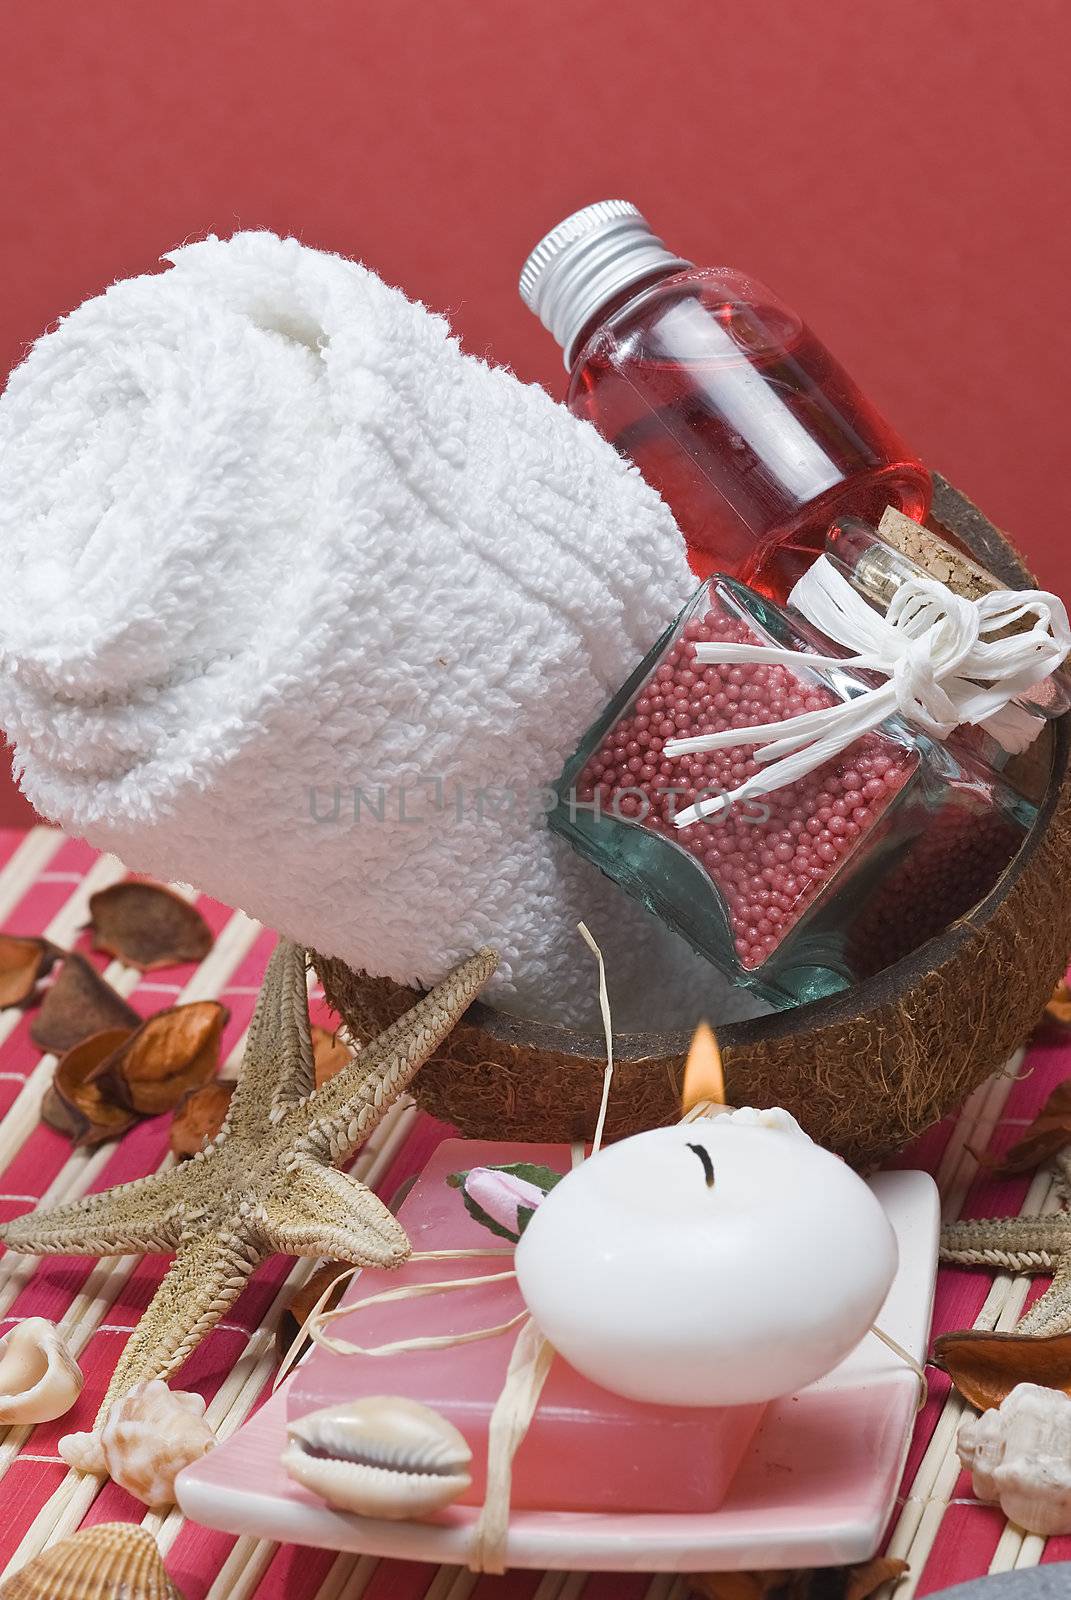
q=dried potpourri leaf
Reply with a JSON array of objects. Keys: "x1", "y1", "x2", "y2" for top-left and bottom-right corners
[
  {"x1": 982, "y1": 1078, "x2": 1071, "y2": 1175},
  {"x1": 94, "y1": 1000, "x2": 227, "y2": 1116},
  {"x1": 843, "y1": 1559, "x2": 908, "y2": 1600},
  {"x1": 30, "y1": 952, "x2": 140, "y2": 1053},
  {"x1": 170, "y1": 1080, "x2": 235, "y2": 1160},
  {"x1": 274, "y1": 1261, "x2": 348, "y2": 1363},
  {"x1": 932, "y1": 1327, "x2": 1071, "y2": 1410},
  {"x1": 689, "y1": 1576, "x2": 787, "y2": 1600},
  {"x1": 838, "y1": 1561, "x2": 909, "y2": 1600},
  {"x1": 1045, "y1": 979, "x2": 1071, "y2": 1025},
  {"x1": 42, "y1": 1028, "x2": 139, "y2": 1146},
  {"x1": 312, "y1": 1024, "x2": 350, "y2": 1088},
  {"x1": 87, "y1": 881, "x2": 213, "y2": 971},
  {"x1": 689, "y1": 1559, "x2": 907, "y2": 1600},
  {"x1": 0, "y1": 935, "x2": 58, "y2": 1008}
]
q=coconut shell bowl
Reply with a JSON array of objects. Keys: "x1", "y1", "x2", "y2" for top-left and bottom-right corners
[{"x1": 315, "y1": 478, "x2": 1071, "y2": 1170}]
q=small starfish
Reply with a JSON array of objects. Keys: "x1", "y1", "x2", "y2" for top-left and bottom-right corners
[
  {"x1": 0, "y1": 938, "x2": 497, "y2": 1419},
  {"x1": 941, "y1": 1151, "x2": 1071, "y2": 1336}
]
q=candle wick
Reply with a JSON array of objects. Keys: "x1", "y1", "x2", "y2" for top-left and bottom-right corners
[{"x1": 686, "y1": 1142, "x2": 716, "y2": 1188}]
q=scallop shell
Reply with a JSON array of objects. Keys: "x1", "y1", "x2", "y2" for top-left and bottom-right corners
[
  {"x1": 0, "y1": 1317, "x2": 83, "y2": 1424},
  {"x1": 59, "y1": 1379, "x2": 215, "y2": 1507},
  {"x1": 958, "y1": 1381, "x2": 1071, "y2": 1535},
  {"x1": 283, "y1": 1395, "x2": 472, "y2": 1520},
  {"x1": 0, "y1": 1521, "x2": 183, "y2": 1598}
]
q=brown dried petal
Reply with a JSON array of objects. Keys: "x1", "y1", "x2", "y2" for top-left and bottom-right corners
[
  {"x1": 43, "y1": 1028, "x2": 139, "y2": 1146},
  {"x1": 689, "y1": 1578, "x2": 787, "y2": 1600},
  {"x1": 1045, "y1": 979, "x2": 1071, "y2": 1025},
  {"x1": 984, "y1": 1078, "x2": 1071, "y2": 1175},
  {"x1": 30, "y1": 952, "x2": 141, "y2": 1054},
  {"x1": 0, "y1": 936, "x2": 58, "y2": 1009},
  {"x1": 88, "y1": 882, "x2": 214, "y2": 971},
  {"x1": 312, "y1": 1024, "x2": 350, "y2": 1088},
  {"x1": 170, "y1": 1080, "x2": 235, "y2": 1161},
  {"x1": 274, "y1": 1262, "x2": 348, "y2": 1364},
  {"x1": 843, "y1": 1558, "x2": 909, "y2": 1600},
  {"x1": 688, "y1": 1559, "x2": 907, "y2": 1600},
  {"x1": 932, "y1": 1327, "x2": 1071, "y2": 1410},
  {"x1": 93, "y1": 1000, "x2": 227, "y2": 1116}
]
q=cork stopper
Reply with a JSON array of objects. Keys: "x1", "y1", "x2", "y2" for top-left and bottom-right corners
[{"x1": 877, "y1": 506, "x2": 1008, "y2": 602}]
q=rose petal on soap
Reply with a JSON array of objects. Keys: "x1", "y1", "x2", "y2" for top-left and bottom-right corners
[
  {"x1": 87, "y1": 881, "x2": 214, "y2": 971},
  {"x1": 93, "y1": 1000, "x2": 227, "y2": 1116},
  {"x1": 170, "y1": 1079, "x2": 235, "y2": 1160},
  {"x1": 0, "y1": 936, "x2": 59, "y2": 1009},
  {"x1": 44, "y1": 1028, "x2": 140, "y2": 1146},
  {"x1": 30, "y1": 952, "x2": 141, "y2": 1053},
  {"x1": 466, "y1": 1167, "x2": 549, "y2": 1236},
  {"x1": 312, "y1": 1024, "x2": 350, "y2": 1088},
  {"x1": 447, "y1": 1160, "x2": 562, "y2": 1242},
  {"x1": 932, "y1": 1327, "x2": 1071, "y2": 1410}
]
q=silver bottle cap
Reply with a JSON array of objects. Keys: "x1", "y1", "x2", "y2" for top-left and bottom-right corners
[{"x1": 519, "y1": 200, "x2": 691, "y2": 369}]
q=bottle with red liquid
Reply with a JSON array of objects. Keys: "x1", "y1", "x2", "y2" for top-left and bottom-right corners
[{"x1": 520, "y1": 202, "x2": 932, "y2": 599}]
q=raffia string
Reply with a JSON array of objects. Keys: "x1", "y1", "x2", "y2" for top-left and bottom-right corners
[
  {"x1": 273, "y1": 1248, "x2": 516, "y2": 1390},
  {"x1": 305, "y1": 1262, "x2": 525, "y2": 1357},
  {"x1": 464, "y1": 929, "x2": 612, "y2": 1568},
  {"x1": 578, "y1": 920, "x2": 614, "y2": 1155},
  {"x1": 293, "y1": 1158, "x2": 592, "y2": 1570},
  {"x1": 869, "y1": 1322, "x2": 929, "y2": 1412},
  {"x1": 669, "y1": 554, "x2": 1071, "y2": 826},
  {"x1": 468, "y1": 1314, "x2": 557, "y2": 1574},
  {"x1": 293, "y1": 1251, "x2": 554, "y2": 1573},
  {"x1": 294, "y1": 1248, "x2": 567, "y2": 1571},
  {"x1": 287, "y1": 925, "x2": 618, "y2": 1570}
]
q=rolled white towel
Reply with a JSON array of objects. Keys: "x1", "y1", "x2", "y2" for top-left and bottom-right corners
[{"x1": 0, "y1": 231, "x2": 766, "y2": 1028}]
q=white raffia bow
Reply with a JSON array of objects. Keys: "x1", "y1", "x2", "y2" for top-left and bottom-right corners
[{"x1": 668, "y1": 555, "x2": 1071, "y2": 830}]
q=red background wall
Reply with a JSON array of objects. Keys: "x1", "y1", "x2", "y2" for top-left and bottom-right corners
[{"x1": 1, "y1": 0, "x2": 1069, "y2": 827}]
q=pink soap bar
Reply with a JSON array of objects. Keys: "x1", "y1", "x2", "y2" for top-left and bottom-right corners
[{"x1": 288, "y1": 1140, "x2": 765, "y2": 1515}]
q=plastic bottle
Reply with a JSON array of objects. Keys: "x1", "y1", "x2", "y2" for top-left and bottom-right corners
[{"x1": 520, "y1": 201, "x2": 932, "y2": 598}]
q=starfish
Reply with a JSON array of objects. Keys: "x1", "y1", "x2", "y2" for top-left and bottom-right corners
[
  {"x1": 941, "y1": 1151, "x2": 1071, "y2": 1337},
  {"x1": 0, "y1": 938, "x2": 497, "y2": 1420}
]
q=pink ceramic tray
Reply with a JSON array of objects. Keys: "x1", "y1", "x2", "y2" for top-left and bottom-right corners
[{"x1": 176, "y1": 1167, "x2": 938, "y2": 1572}]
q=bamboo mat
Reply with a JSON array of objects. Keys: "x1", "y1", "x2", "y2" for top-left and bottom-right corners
[{"x1": 0, "y1": 825, "x2": 1069, "y2": 1598}]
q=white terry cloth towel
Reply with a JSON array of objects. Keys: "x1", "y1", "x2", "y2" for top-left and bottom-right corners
[{"x1": 0, "y1": 231, "x2": 766, "y2": 1029}]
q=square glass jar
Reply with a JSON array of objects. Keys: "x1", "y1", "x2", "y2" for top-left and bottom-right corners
[{"x1": 551, "y1": 578, "x2": 1037, "y2": 1009}]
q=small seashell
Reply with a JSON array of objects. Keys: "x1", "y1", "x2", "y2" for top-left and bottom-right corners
[
  {"x1": 957, "y1": 1381, "x2": 1071, "y2": 1535},
  {"x1": 59, "y1": 1378, "x2": 215, "y2": 1506},
  {"x1": 0, "y1": 1520, "x2": 183, "y2": 1597},
  {"x1": 0, "y1": 1317, "x2": 83, "y2": 1424},
  {"x1": 283, "y1": 1395, "x2": 472, "y2": 1521}
]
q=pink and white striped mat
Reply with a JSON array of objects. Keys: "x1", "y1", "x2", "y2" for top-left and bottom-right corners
[{"x1": 0, "y1": 824, "x2": 1068, "y2": 1599}]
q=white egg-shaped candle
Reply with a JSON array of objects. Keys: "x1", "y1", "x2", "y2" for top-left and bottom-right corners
[{"x1": 514, "y1": 1107, "x2": 898, "y2": 1407}]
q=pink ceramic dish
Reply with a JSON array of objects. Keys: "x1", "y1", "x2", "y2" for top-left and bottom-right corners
[{"x1": 177, "y1": 1167, "x2": 938, "y2": 1572}]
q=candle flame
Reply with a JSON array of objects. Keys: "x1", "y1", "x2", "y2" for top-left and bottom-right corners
[{"x1": 681, "y1": 1021, "x2": 725, "y2": 1115}]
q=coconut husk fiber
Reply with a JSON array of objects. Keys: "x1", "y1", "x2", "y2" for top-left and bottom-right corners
[{"x1": 315, "y1": 477, "x2": 1071, "y2": 1169}]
